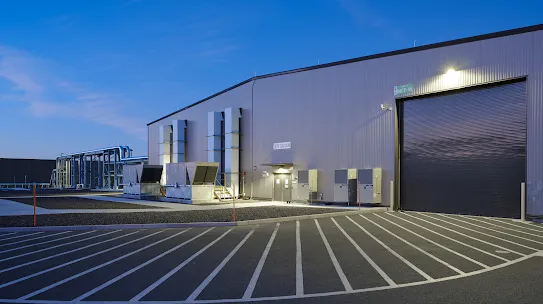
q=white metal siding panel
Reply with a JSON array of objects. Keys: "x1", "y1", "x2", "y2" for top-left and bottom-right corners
[
  {"x1": 148, "y1": 30, "x2": 543, "y2": 212},
  {"x1": 528, "y1": 30, "x2": 543, "y2": 215}
]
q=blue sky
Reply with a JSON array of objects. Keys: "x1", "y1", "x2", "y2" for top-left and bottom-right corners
[{"x1": 0, "y1": 0, "x2": 541, "y2": 159}]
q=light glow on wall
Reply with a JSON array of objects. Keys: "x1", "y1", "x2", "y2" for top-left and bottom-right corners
[{"x1": 443, "y1": 68, "x2": 460, "y2": 85}]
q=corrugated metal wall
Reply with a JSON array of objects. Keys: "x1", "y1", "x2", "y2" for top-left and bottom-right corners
[{"x1": 148, "y1": 30, "x2": 543, "y2": 214}]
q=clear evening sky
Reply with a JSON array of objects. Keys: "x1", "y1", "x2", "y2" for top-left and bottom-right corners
[{"x1": 0, "y1": 0, "x2": 540, "y2": 159}]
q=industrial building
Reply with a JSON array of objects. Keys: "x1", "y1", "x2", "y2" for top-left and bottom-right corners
[{"x1": 147, "y1": 24, "x2": 543, "y2": 219}]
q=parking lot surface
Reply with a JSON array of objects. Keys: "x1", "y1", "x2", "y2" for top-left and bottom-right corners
[{"x1": 0, "y1": 211, "x2": 542, "y2": 303}]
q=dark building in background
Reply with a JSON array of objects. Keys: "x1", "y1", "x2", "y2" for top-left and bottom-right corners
[{"x1": 0, "y1": 159, "x2": 56, "y2": 184}]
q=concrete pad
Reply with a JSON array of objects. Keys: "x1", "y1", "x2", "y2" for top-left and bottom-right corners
[{"x1": 0, "y1": 199, "x2": 54, "y2": 216}]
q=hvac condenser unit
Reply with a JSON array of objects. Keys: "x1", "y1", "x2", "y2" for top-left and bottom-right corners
[
  {"x1": 357, "y1": 168, "x2": 382, "y2": 204},
  {"x1": 122, "y1": 164, "x2": 163, "y2": 199},
  {"x1": 334, "y1": 168, "x2": 358, "y2": 204},
  {"x1": 163, "y1": 162, "x2": 219, "y2": 204},
  {"x1": 297, "y1": 169, "x2": 319, "y2": 202}
]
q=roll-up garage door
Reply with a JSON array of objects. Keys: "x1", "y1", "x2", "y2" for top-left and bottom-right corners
[{"x1": 399, "y1": 80, "x2": 526, "y2": 218}]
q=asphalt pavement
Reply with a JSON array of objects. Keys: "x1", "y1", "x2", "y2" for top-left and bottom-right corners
[{"x1": 0, "y1": 211, "x2": 542, "y2": 303}]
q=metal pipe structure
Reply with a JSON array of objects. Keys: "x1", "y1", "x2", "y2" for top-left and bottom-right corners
[{"x1": 51, "y1": 146, "x2": 148, "y2": 190}]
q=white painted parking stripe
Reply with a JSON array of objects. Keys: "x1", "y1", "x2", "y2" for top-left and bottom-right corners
[
  {"x1": 374, "y1": 213, "x2": 490, "y2": 269},
  {"x1": 0, "y1": 231, "x2": 71, "y2": 249},
  {"x1": 0, "y1": 232, "x2": 19, "y2": 239},
  {"x1": 186, "y1": 229, "x2": 255, "y2": 301},
  {"x1": 0, "y1": 230, "x2": 125, "y2": 272},
  {"x1": 0, "y1": 232, "x2": 43, "y2": 242},
  {"x1": 0, "y1": 231, "x2": 111, "y2": 263},
  {"x1": 482, "y1": 217, "x2": 543, "y2": 234},
  {"x1": 0, "y1": 230, "x2": 161, "y2": 290},
  {"x1": 0, "y1": 230, "x2": 95, "y2": 255},
  {"x1": 295, "y1": 220, "x2": 304, "y2": 296},
  {"x1": 0, "y1": 253, "x2": 541, "y2": 304},
  {"x1": 361, "y1": 215, "x2": 465, "y2": 275},
  {"x1": 0, "y1": 231, "x2": 138, "y2": 280},
  {"x1": 409, "y1": 212, "x2": 527, "y2": 257},
  {"x1": 387, "y1": 213, "x2": 509, "y2": 262},
  {"x1": 75, "y1": 228, "x2": 215, "y2": 301},
  {"x1": 20, "y1": 229, "x2": 189, "y2": 300},
  {"x1": 455, "y1": 215, "x2": 543, "y2": 239},
  {"x1": 345, "y1": 216, "x2": 433, "y2": 281},
  {"x1": 314, "y1": 219, "x2": 353, "y2": 292},
  {"x1": 243, "y1": 223, "x2": 280, "y2": 299},
  {"x1": 437, "y1": 214, "x2": 543, "y2": 249},
  {"x1": 331, "y1": 218, "x2": 396, "y2": 286},
  {"x1": 131, "y1": 228, "x2": 233, "y2": 301},
  {"x1": 488, "y1": 217, "x2": 543, "y2": 232}
]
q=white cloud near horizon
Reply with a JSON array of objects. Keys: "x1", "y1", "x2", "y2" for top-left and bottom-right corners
[{"x1": 0, "y1": 46, "x2": 147, "y2": 140}]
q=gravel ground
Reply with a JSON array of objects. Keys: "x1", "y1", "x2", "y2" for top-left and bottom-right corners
[
  {"x1": 0, "y1": 189, "x2": 120, "y2": 197},
  {"x1": 0, "y1": 206, "x2": 350, "y2": 227},
  {"x1": 5, "y1": 197, "x2": 160, "y2": 210}
]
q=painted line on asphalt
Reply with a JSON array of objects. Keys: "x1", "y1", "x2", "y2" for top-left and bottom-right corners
[
  {"x1": 131, "y1": 229, "x2": 233, "y2": 301},
  {"x1": 406, "y1": 212, "x2": 527, "y2": 257},
  {"x1": 0, "y1": 230, "x2": 150, "y2": 288},
  {"x1": 345, "y1": 216, "x2": 433, "y2": 281},
  {"x1": 487, "y1": 217, "x2": 543, "y2": 232},
  {"x1": 331, "y1": 217, "x2": 396, "y2": 286},
  {"x1": 75, "y1": 228, "x2": 215, "y2": 301},
  {"x1": 314, "y1": 219, "x2": 353, "y2": 291},
  {"x1": 374, "y1": 213, "x2": 489, "y2": 269},
  {"x1": 0, "y1": 231, "x2": 111, "y2": 263},
  {"x1": 455, "y1": 215, "x2": 543, "y2": 239},
  {"x1": 0, "y1": 232, "x2": 44, "y2": 242},
  {"x1": 361, "y1": 214, "x2": 464, "y2": 275},
  {"x1": 0, "y1": 232, "x2": 19, "y2": 239},
  {"x1": 186, "y1": 229, "x2": 255, "y2": 301},
  {"x1": 4, "y1": 251, "x2": 539, "y2": 304},
  {"x1": 387, "y1": 213, "x2": 509, "y2": 262},
  {"x1": 20, "y1": 229, "x2": 189, "y2": 300},
  {"x1": 0, "y1": 230, "x2": 126, "y2": 272},
  {"x1": 0, "y1": 231, "x2": 72, "y2": 250},
  {"x1": 0, "y1": 231, "x2": 70, "y2": 248},
  {"x1": 243, "y1": 223, "x2": 280, "y2": 299},
  {"x1": 295, "y1": 220, "x2": 304, "y2": 296},
  {"x1": 0, "y1": 230, "x2": 96, "y2": 255},
  {"x1": 436, "y1": 214, "x2": 542, "y2": 249},
  {"x1": 482, "y1": 217, "x2": 543, "y2": 234}
]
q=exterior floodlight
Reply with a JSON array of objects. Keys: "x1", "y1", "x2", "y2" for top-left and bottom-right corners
[{"x1": 444, "y1": 68, "x2": 460, "y2": 84}]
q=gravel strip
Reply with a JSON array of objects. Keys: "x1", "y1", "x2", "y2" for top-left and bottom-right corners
[
  {"x1": 0, "y1": 189, "x2": 120, "y2": 197},
  {"x1": 5, "y1": 197, "x2": 160, "y2": 210},
  {"x1": 0, "y1": 207, "x2": 351, "y2": 227}
]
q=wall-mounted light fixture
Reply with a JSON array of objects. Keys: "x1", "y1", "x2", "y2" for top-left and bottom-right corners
[
  {"x1": 380, "y1": 104, "x2": 393, "y2": 111},
  {"x1": 443, "y1": 68, "x2": 460, "y2": 85}
]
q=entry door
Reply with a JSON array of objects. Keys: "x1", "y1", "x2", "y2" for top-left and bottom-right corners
[
  {"x1": 399, "y1": 81, "x2": 526, "y2": 218},
  {"x1": 273, "y1": 174, "x2": 292, "y2": 201}
]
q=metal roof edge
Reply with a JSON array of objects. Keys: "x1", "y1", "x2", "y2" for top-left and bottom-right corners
[{"x1": 147, "y1": 24, "x2": 543, "y2": 126}]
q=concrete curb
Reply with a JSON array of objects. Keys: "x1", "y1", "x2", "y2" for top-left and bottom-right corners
[{"x1": 0, "y1": 208, "x2": 388, "y2": 232}]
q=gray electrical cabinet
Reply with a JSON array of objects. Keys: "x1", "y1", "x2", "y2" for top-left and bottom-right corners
[
  {"x1": 334, "y1": 168, "x2": 357, "y2": 203},
  {"x1": 357, "y1": 168, "x2": 382, "y2": 204},
  {"x1": 298, "y1": 169, "x2": 319, "y2": 202}
]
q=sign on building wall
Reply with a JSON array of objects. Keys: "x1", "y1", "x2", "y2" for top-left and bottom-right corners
[
  {"x1": 273, "y1": 142, "x2": 291, "y2": 150},
  {"x1": 394, "y1": 83, "x2": 414, "y2": 96}
]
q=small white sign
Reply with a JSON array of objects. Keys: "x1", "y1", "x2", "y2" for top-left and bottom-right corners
[{"x1": 273, "y1": 142, "x2": 291, "y2": 150}]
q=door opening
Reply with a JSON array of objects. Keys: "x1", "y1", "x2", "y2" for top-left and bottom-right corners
[{"x1": 273, "y1": 173, "x2": 292, "y2": 203}]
